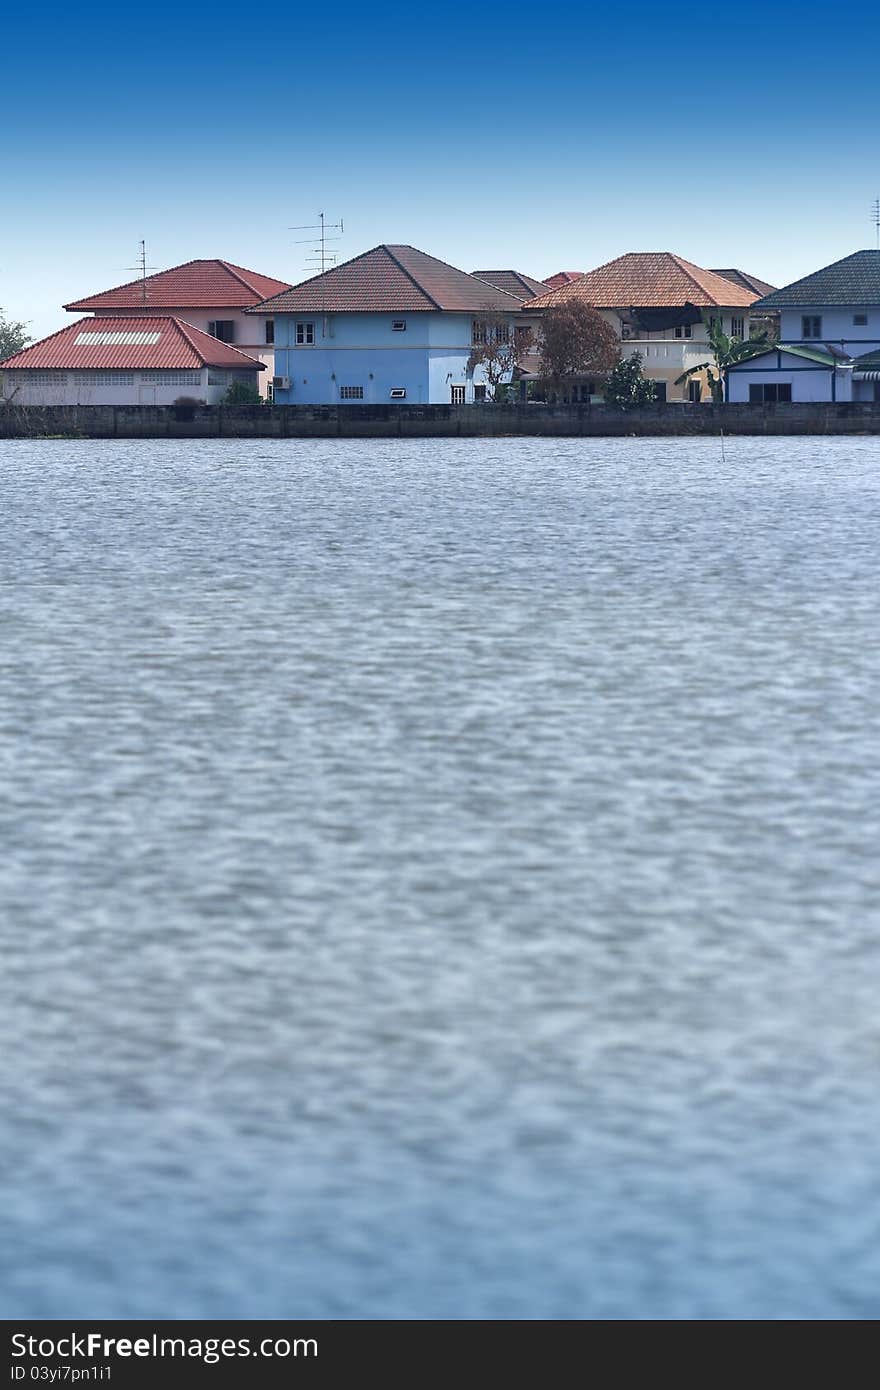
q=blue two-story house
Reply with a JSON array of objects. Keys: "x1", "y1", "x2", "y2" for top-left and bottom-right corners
[
  {"x1": 247, "y1": 244, "x2": 524, "y2": 405},
  {"x1": 727, "y1": 250, "x2": 880, "y2": 403}
]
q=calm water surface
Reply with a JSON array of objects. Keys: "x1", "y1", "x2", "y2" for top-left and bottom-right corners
[{"x1": 2, "y1": 435, "x2": 880, "y2": 1319}]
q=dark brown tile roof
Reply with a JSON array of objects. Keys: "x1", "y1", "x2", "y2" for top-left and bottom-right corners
[
  {"x1": 528, "y1": 253, "x2": 760, "y2": 310},
  {"x1": 471, "y1": 270, "x2": 549, "y2": 300},
  {"x1": 753, "y1": 250, "x2": 880, "y2": 308},
  {"x1": 248, "y1": 246, "x2": 523, "y2": 315},
  {"x1": 65, "y1": 259, "x2": 291, "y2": 311},
  {"x1": 710, "y1": 268, "x2": 777, "y2": 297}
]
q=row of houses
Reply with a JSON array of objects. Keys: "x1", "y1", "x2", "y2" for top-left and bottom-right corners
[{"x1": 3, "y1": 244, "x2": 880, "y2": 406}]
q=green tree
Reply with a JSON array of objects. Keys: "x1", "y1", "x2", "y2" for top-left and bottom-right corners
[
  {"x1": 0, "y1": 308, "x2": 31, "y2": 362},
  {"x1": 675, "y1": 315, "x2": 769, "y2": 402},
  {"x1": 223, "y1": 380, "x2": 263, "y2": 405},
  {"x1": 538, "y1": 299, "x2": 619, "y2": 392},
  {"x1": 604, "y1": 352, "x2": 657, "y2": 410},
  {"x1": 467, "y1": 311, "x2": 533, "y2": 400}
]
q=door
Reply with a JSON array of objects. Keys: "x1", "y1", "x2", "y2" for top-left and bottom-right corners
[
  {"x1": 450, "y1": 385, "x2": 465, "y2": 405},
  {"x1": 139, "y1": 386, "x2": 157, "y2": 405}
]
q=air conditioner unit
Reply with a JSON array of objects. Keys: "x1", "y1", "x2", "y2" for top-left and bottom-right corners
[
  {"x1": 389, "y1": 388, "x2": 407, "y2": 399},
  {"x1": 272, "y1": 376, "x2": 290, "y2": 390}
]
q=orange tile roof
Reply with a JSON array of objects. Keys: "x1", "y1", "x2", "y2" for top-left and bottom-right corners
[
  {"x1": 1, "y1": 317, "x2": 265, "y2": 370},
  {"x1": 543, "y1": 271, "x2": 585, "y2": 289},
  {"x1": 65, "y1": 259, "x2": 291, "y2": 311},
  {"x1": 529, "y1": 253, "x2": 760, "y2": 310}
]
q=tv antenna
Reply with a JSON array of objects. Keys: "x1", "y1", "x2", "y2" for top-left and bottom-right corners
[
  {"x1": 290, "y1": 213, "x2": 344, "y2": 276},
  {"x1": 872, "y1": 198, "x2": 880, "y2": 250},
  {"x1": 124, "y1": 239, "x2": 158, "y2": 304}
]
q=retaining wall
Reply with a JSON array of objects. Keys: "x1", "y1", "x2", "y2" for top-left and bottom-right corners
[{"x1": 2, "y1": 401, "x2": 880, "y2": 439}]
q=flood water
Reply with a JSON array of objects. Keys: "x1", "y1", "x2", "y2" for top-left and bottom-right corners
[{"x1": 2, "y1": 434, "x2": 880, "y2": 1319}]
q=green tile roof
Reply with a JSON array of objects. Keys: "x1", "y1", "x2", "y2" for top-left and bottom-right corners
[
  {"x1": 851, "y1": 348, "x2": 880, "y2": 369},
  {"x1": 730, "y1": 344, "x2": 839, "y2": 369},
  {"x1": 754, "y1": 251, "x2": 880, "y2": 308}
]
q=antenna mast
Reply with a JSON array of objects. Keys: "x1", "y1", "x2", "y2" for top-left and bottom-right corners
[
  {"x1": 124, "y1": 240, "x2": 157, "y2": 304},
  {"x1": 290, "y1": 213, "x2": 345, "y2": 336},
  {"x1": 873, "y1": 198, "x2": 880, "y2": 250}
]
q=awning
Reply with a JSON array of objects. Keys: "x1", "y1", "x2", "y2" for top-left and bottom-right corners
[
  {"x1": 626, "y1": 303, "x2": 704, "y2": 332},
  {"x1": 853, "y1": 371, "x2": 880, "y2": 381}
]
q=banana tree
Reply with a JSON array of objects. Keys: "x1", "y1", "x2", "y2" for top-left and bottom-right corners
[{"x1": 675, "y1": 316, "x2": 769, "y2": 402}]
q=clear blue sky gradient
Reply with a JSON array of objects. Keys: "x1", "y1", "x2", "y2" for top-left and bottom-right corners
[{"x1": 5, "y1": 0, "x2": 880, "y2": 337}]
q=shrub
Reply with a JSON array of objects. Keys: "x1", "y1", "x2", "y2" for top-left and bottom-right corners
[
  {"x1": 173, "y1": 395, "x2": 200, "y2": 421},
  {"x1": 223, "y1": 381, "x2": 263, "y2": 406}
]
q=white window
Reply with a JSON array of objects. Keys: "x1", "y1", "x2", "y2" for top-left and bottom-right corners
[
  {"x1": 674, "y1": 324, "x2": 692, "y2": 339},
  {"x1": 140, "y1": 372, "x2": 201, "y2": 386},
  {"x1": 21, "y1": 371, "x2": 67, "y2": 384},
  {"x1": 472, "y1": 320, "x2": 487, "y2": 344},
  {"x1": 340, "y1": 385, "x2": 363, "y2": 399},
  {"x1": 207, "y1": 371, "x2": 229, "y2": 385},
  {"x1": 296, "y1": 322, "x2": 315, "y2": 345},
  {"x1": 389, "y1": 388, "x2": 407, "y2": 398},
  {"x1": 73, "y1": 373, "x2": 134, "y2": 385},
  {"x1": 802, "y1": 316, "x2": 822, "y2": 338},
  {"x1": 392, "y1": 319, "x2": 407, "y2": 332},
  {"x1": 731, "y1": 317, "x2": 744, "y2": 338}
]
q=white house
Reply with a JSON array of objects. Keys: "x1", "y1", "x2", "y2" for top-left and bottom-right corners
[
  {"x1": 64, "y1": 260, "x2": 290, "y2": 398},
  {"x1": 0, "y1": 316, "x2": 265, "y2": 405},
  {"x1": 727, "y1": 250, "x2": 880, "y2": 403}
]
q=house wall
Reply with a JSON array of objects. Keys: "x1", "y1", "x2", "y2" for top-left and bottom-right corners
[
  {"x1": 777, "y1": 306, "x2": 880, "y2": 353},
  {"x1": 0, "y1": 368, "x2": 261, "y2": 406},
  {"x1": 519, "y1": 305, "x2": 762, "y2": 402},
  {"x1": 270, "y1": 311, "x2": 513, "y2": 404},
  {"x1": 89, "y1": 306, "x2": 275, "y2": 395},
  {"x1": 727, "y1": 352, "x2": 849, "y2": 403}
]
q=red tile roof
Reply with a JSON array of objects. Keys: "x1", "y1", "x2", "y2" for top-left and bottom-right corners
[
  {"x1": 471, "y1": 270, "x2": 549, "y2": 300},
  {"x1": 543, "y1": 271, "x2": 585, "y2": 289},
  {"x1": 64, "y1": 259, "x2": 291, "y2": 311},
  {"x1": 248, "y1": 245, "x2": 524, "y2": 315},
  {"x1": 1, "y1": 317, "x2": 265, "y2": 370},
  {"x1": 529, "y1": 253, "x2": 760, "y2": 310}
]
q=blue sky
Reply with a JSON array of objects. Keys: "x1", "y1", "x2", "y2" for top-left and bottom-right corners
[{"x1": 4, "y1": 0, "x2": 879, "y2": 338}]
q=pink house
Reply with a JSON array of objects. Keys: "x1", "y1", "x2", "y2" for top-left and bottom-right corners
[{"x1": 65, "y1": 259, "x2": 291, "y2": 397}]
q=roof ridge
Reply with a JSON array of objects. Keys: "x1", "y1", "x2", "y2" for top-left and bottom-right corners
[
  {"x1": 388, "y1": 245, "x2": 523, "y2": 304},
  {"x1": 173, "y1": 316, "x2": 265, "y2": 365},
  {"x1": 668, "y1": 253, "x2": 743, "y2": 303},
  {"x1": 382, "y1": 246, "x2": 443, "y2": 310},
  {"x1": 0, "y1": 314, "x2": 90, "y2": 365},
  {"x1": 63, "y1": 260, "x2": 204, "y2": 309},
  {"x1": 216, "y1": 259, "x2": 261, "y2": 294},
  {"x1": 246, "y1": 244, "x2": 395, "y2": 312}
]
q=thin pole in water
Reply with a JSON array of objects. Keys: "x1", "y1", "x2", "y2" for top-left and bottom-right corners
[{"x1": 720, "y1": 427, "x2": 726, "y2": 464}]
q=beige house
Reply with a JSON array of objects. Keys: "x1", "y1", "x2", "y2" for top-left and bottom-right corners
[{"x1": 524, "y1": 253, "x2": 774, "y2": 401}]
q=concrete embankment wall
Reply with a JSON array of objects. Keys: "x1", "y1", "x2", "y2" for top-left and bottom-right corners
[{"x1": 2, "y1": 402, "x2": 880, "y2": 439}]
